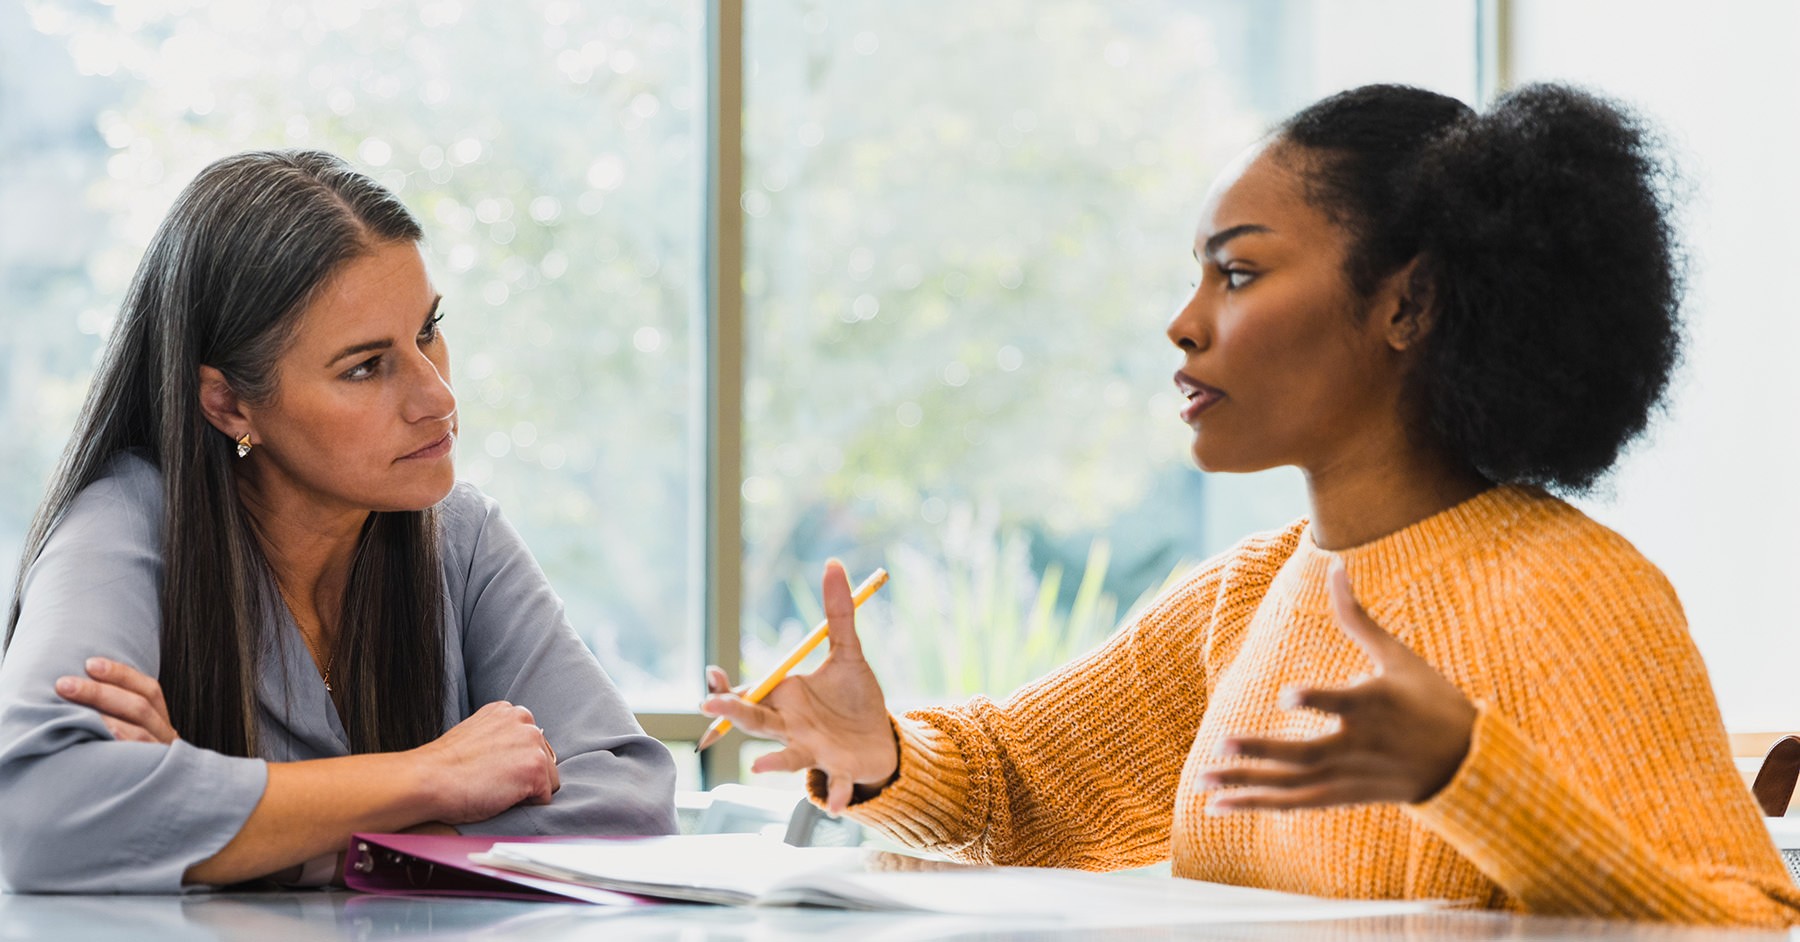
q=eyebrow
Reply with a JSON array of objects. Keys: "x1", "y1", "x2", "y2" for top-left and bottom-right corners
[
  {"x1": 324, "y1": 296, "x2": 443, "y2": 367},
  {"x1": 1197, "y1": 224, "x2": 1274, "y2": 261}
]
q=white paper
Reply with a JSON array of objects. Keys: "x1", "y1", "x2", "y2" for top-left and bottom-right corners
[
  {"x1": 480, "y1": 834, "x2": 866, "y2": 904},
  {"x1": 478, "y1": 835, "x2": 1445, "y2": 925}
]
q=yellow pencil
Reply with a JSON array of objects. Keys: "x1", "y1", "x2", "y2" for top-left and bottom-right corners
[{"x1": 696, "y1": 567, "x2": 889, "y2": 753}]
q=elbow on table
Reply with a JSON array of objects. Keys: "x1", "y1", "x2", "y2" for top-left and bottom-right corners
[
  {"x1": 611, "y1": 785, "x2": 680, "y2": 836},
  {"x1": 601, "y1": 739, "x2": 680, "y2": 835},
  {"x1": 0, "y1": 805, "x2": 110, "y2": 893},
  {"x1": 0, "y1": 756, "x2": 166, "y2": 894}
]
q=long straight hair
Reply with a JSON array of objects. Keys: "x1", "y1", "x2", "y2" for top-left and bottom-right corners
[{"x1": 6, "y1": 150, "x2": 446, "y2": 757}]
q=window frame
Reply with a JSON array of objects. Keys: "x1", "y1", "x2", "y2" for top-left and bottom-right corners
[{"x1": 643, "y1": 0, "x2": 1509, "y2": 788}]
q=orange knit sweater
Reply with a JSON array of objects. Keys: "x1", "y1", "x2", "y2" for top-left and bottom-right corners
[{"x1": 834, "y1": 485, "x2": 1800, "y2": 926}]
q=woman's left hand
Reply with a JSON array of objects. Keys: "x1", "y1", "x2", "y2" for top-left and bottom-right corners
[
  {"x1": 1202, "y1": 561, "x2": 1476, "y2": 810},
  {"x1": 55, "y1": 657, "x2": 179, "y2": 745}
]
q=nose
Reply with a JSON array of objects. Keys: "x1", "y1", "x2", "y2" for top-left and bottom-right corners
[
  {"x1": 402, "y1": 345, "x2": 457, "y2": 424},
  {"x1": 1166, "y1": 284, "x2": 1211, "y2": 354}
]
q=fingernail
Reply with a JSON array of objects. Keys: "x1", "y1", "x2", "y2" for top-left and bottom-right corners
[
  {"x1": 85, "y1": 657, "x2": 106, "y2": 674},
  {"x1": 55, "y1": 677, "x2": 78, "y2": 695},
  {"x1": 1204, "y1": 798, "x2": 1234, "y2": 816},
  {"x1": 1278, "y1": 687, "x2": 1301, "y2": 710},
  {"x1": 1212, "y1": 739, "x2": 1238, "y2": 757}
]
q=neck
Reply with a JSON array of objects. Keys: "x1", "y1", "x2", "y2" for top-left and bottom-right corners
[
  {"x1": 1303, "y1": 433, "x2": 1490, "y2": 552},
  {"x1": 234, "y1": 466, "x2": 367, "y2": 630}
]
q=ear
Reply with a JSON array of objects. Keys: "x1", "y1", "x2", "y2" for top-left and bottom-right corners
[
  {"x1": 197, "y1": 365, "x2": 255, "y2": 443},
  {"x1": 1379, "y1": 257, "x2": 1437, "y2": 352}
]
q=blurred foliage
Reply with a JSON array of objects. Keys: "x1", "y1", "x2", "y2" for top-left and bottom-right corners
[
  {"x1": 745, "y1": 510, "x2": 1188, "y2": 707},
  {"x1": 6, "y1": 0, "x2": 707, "y2": 699},
  {"x1": 735, "y1": 1, "x2": 1266, "y2": 694},
  {"x1": 880, "y1": 512, "x2": 1188, "y2": 702},
  {"x1": 0, "y1": 0, "x2": 1373, "y2": 709}
]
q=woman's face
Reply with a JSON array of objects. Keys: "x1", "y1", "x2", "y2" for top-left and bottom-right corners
[
  {"x1": 1166, "y1": 142, "x2": 1410, "y2": 475},
  {"x1": 243, "y1": 239, "x2": 458, "y2": 515}
]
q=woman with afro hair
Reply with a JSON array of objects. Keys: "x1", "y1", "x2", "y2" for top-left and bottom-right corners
[{"x1": 701, "y1": 83, "x2": 1800, "y2": 926}]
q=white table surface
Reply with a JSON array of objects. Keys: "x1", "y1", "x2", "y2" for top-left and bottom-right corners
[{"x1": 0, "y1": 890, "x2": 1794, "y2": 941}]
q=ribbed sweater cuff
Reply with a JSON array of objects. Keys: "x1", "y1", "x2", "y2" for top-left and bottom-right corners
[
  {"x1": 1408, "y1": 705, "x2": 1727, "y2": 922},
  {"x1": 807, "y1": 714, "x2": 976, "y2": 851}
]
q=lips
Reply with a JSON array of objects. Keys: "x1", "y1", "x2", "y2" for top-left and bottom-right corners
[
  {"x1": 400, "y1": 429, "x2": 455, "y2": 461},
  {"x1": 1173, "y1": 371, "x2": 1225, "y2": 422}
]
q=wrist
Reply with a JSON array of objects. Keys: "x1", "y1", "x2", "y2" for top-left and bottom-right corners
[
  {"x1": 879, "y1": 713, "x2": 901, "y2": 782},
  {"x1": 398, "y1": 745, "x2": 451, "y2": 823},
  {"x1": 852, "y1": 715, "x2": 903, "y2": 799}
]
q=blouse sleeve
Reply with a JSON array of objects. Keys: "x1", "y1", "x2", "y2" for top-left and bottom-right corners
[
  {"x1": 440, "y1": 486, "x2": 677, "y2": 837},
  {"x1": 0, "y1": 460, "x2": 268, "y2": 892}
]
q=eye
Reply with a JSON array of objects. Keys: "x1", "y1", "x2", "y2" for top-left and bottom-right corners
[
  {"x1": 343, "y1": 354, "x2": 382, "y2": 381},
  {"x1": 1223, "y1": 267, "x2": 1257, "y2": 290},
  {"x1": 419, "y1": 311, "x2": 446, "y2": 343}
]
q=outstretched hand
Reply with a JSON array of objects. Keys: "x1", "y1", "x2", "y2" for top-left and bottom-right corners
[
  {"x1": 1202, "y1": 561, "x2": 1477, "y2": 811},
  {"x1": 701, "y1": 560, "x2": 899, "y2": 814}
]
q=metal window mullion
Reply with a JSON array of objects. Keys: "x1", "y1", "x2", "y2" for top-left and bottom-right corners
[
  {"x1": 694, "y1": 0, "x2": 745, "y2": 788},
  {"x1": 1475, "y1": 0, "x2": 1514, "y2": 107}
]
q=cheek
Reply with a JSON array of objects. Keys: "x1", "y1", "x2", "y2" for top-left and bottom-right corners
[
  {"x1": 269, "y1": 392, "x2": 393, "y2": 469},
  {"x1": 1218, "y1": 292, "x2": 1344, "y2": 395},
  {"x1": 1207, "y1": 295, "x2": 1372, "y2": 450}
]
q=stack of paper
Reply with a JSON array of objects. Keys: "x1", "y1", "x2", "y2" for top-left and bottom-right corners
[{"x1": 473, "y1": 834, "x2": 1444, "y2": 926}]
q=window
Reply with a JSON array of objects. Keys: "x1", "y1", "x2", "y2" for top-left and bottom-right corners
[
  {"x1": 1, "y1": 0, "x2": 1478, "y2": 786},
  {"x1": 1, "y1": 0, "x2": 708, "y2": 715},
  {"x1": 733, "y1": 0, "x2": 1476, "y2": 782}
]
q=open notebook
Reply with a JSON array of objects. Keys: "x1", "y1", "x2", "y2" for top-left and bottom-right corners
[{"x1": 471, "y1": 834, "x2": 1444, "y2": 924}]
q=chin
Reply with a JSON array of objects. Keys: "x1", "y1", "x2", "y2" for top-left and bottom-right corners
[
  {"x1": 1188, "y1": 439, "x2": 1262, "y2": 475},
  {"x1": 386, "y1": 466, "x2": 458, "y2": 512}
]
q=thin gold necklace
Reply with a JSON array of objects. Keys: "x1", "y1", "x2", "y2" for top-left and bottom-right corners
[
  {"x1": 277, "y1": 582, "x2": 334, "y2": 693},
  {"x1": 299, "y1": 630, "x2": 334, "y2": 693}
]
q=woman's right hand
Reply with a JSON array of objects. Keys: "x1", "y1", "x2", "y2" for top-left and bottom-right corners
[
  {"x1": 413, "y1": 701, "x2": 559, "y2": 825},
  {"x1": 702, "y1": 560, "x2": 900, "y2": 814}
]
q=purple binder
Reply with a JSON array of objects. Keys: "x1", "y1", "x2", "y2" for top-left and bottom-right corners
[{"x1": 343, "y1": 832, "x2": 652, "y2": 905}]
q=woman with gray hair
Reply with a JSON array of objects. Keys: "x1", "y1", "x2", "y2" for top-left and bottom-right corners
[{"x1": 0, "y1": 150, "x2": 676, "y2": 891}]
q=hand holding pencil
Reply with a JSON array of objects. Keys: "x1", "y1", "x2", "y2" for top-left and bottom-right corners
[{"x1": 699, "y1": 560, "x2": 901, "y2": 814}]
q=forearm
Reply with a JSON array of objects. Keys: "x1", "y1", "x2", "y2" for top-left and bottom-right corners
[
  {"x1": 460, "y1": 736, "x2": 677, "y2": 837},
  {"x1": 824, "y1": 700, "x2": 1178, "y2": 872},
  {"x1": 184, "y1": 750, "x2": 437, "y2": 885},
  {"x1": 1410, "y1": 707, "x2": 1800, "y2": 926}
]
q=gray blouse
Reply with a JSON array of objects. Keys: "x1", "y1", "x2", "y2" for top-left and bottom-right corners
[{"x1": 0, "y1": 454, "x2": 677, "y2": 892}]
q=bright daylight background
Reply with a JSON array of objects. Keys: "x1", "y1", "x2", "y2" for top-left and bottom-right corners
[{"x1": 2, "y1": 0, "x2": 1790, "y2": 782}]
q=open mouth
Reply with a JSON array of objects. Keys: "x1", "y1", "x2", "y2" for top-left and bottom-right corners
[{"x1": 1173, "y1": 371, "x2": 1225, "y2": 422}]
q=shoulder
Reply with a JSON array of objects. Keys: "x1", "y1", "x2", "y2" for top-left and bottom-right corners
[
  {"x1": 1491, "y1": 487, "x2": 1677, "y2": 608},
  {"x1": 1133, "y1": 519, "x2": 1306, "y2": 635},
  {"x1": 1214, "y1": 519, "x2": 1307, "y2": 593},
  {"x1": 436, "y1": 479, "x2": 502, "y2": 540},
  {"x1": 50, "y1": 452, "x2": 164, "y2": 552},
  {"x1": 433, "y1": 480, "x2": 505, "y2": 580},
  {"x1": 432, "y1": 480, "x2": 546, "y2": 598},
  {"x1": 1453, "y1": 487, "x2": 1687, "y2": 663}
]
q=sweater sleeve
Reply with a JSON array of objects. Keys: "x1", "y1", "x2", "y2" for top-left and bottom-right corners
[
  {"x1": 1408, "y1": 551, "x2": 1800, "y2": 927},
  {"x1": 441, "y1": 486, "x2": 677, "y2": 838},
  {"x1": 820, "y1": 551, "x2": 1238, "y2": 870},
  {"x1": 0, "y1": 460, "x2": 268, "y2": 892}
]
